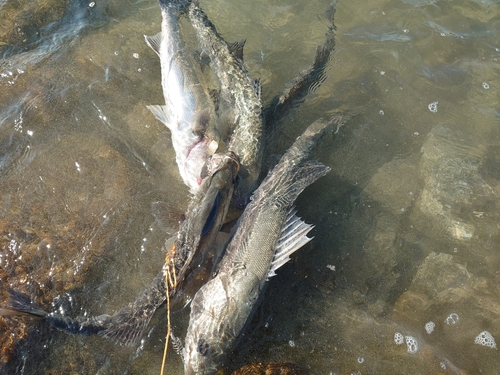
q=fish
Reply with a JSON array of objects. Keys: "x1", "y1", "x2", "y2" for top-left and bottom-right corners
[
  {"x1": 182, "y1": 119, "x2": 331, "y2": 375},
  {"x1": 187, "y1": 0, "x2": 264, "y2": 208},
  {"x1": 1, "y1": 151, "x2": 240, "y2": 347},
  {"x1": 263, "y1": 0, "x2": 338, "y2": 130},
  {"x1": 145, "y1": 0, "x2": 222, "y2": 193}
]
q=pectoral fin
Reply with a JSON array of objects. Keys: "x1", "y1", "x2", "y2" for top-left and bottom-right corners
[
  {"x1": 144, "y1": 33, "x2": 162, "y2": 57},
  {"x1": 147, "y1": 105, "x2": 172, "y2": 130}
]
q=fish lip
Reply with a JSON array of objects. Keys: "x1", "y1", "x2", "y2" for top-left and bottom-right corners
[{"x1": 206, "y1": 151, "x2": 240, "y2": 177}]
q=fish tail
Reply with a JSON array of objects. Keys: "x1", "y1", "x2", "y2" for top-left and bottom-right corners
[
  {"x1": 2, "y1": 289, "x2": 49, "y2": 318},
  {"x1": 279, "y1": 161, "x2": 330, "y2": 206},
  {"x1": 159, "y1": 0, "x2": 192, "y2": 14},
  {"x1": 2, "y1": 289, "x2": 113, "y2": 336},
  {"x1": 257, "y1": 120, "x2": 331, "y2": 206}
]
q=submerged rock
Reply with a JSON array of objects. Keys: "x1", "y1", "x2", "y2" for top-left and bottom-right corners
[
  {"x1": 414, "y1": 124, "x2": 497, "y2": 243},
  {"x1": 231, "y1": 362, "x2": 308, "y2": 375},
  {"x1": 0, "y1": 133, "x2": 135, "y2": 370},
  {"x1": 393, "y1": 252, "x2": 500, "y2": 373},
  {"x1": 0, "y1": 0, "x2": 67, "y2": 57}
]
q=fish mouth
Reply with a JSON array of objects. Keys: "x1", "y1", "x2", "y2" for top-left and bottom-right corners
[{"x1": 206, "y1": 151, "x2": 240, "y2": 178}]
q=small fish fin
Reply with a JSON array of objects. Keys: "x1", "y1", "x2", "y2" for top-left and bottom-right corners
[
  {"x1": 151, "y1": 201, "x2": 184, "y2": 234},
  {"x1": 147, "y1": 105, "x2": 172, "y2": 129},
  {"x1": 210, "y1": 231, "x2": 231, "y2": 274},
  {"x1": 170, "y1": 331, "x2": 184, "y2": 360},
  {"x1": 227, "y1": 40, "x2": 246, "y2": 61},
  {"x1": 97, "y1": 307, "x2": 151, "y2": 347},
  {"x1": 4, "y1": 289, "x2": 48, "y2": 318},
  {"x1": 268, "y1": 210, "x2": 314, "y2": 278},
  {"x1": 253, "y1": 78, "x2": 262, "y2": 98},
  {"x1": 144, "y1": 33, "x2": 162, "y2": 57},
  {"x1": 201, "y1": 192, "x2": 220, "y2": 236}
]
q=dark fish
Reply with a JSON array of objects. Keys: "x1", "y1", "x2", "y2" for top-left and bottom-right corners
[
  {"x1": 187, "y1": 1, "x2": 264, "y2": 208},
  {"x1": 1, "y1": 152, "x2": 240, "y2": 347},
  {"x1": 183, "y1": 119, "x2": 331, "y2": 375}
]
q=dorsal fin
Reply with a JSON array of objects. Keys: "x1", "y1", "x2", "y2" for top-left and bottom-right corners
[
  {"x1": 253, "y1": 78, "x2": 262, "y2": 98},
  {"x1": 227, "y1": 40, "x2": 246, "y2": 61},
  {"x1": 268, "y1": 208, "x2": 314, "y2": 278},
  {"x1": 144, "y1": 33, "x2": 162, "y2": 57}
]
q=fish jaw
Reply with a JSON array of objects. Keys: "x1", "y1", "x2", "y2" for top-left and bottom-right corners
[{"x1": 183, "y1": 277, "x2": 228, "y2": 375}]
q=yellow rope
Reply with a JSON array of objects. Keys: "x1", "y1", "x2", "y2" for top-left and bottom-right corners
[{"x1": 160, "y1": 266, "x2": 173, "y2": 375}]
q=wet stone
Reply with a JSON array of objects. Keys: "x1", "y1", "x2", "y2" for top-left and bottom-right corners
[
  {"x1": 0, "y1": 132, "x2": 136, "y2": 369},
  {"x1": 393, "y1": 252, "x2": 500, "y2": 373},
  {"x1": 0, "y1": 0, "x2": 67, "y2": 57},
  {"x1": 231, "y1": 362, "x2": 308, "y2": 375},
  {"x1": 414, "y1": 124, "x2": 498, "y2": 243},
  {"x1": 364, "y1": 156, "x2": 420, "y2": 216}
]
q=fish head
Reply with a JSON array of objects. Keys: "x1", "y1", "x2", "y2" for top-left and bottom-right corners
[
  {"x1": 183, "y1": 277, "x2": 230, "y2": 375},
  {"x1": 183, "y1": 334, "x2": 222, "y2": 375},
  {"x1": 172, "y1": 152, "x2": 239, "y2": 291},
  {"x1": 204, "y1": 151, "x2": 240, "y2": 184}
]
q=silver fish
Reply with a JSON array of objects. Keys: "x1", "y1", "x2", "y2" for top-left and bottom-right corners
[
  {"x1": 188, "y1": 1, "x2": 263, "y2": 208},
  {"x1": 145, "y1": 0, "x2": 221, "y2": 193},
  {"x1": 183, "y1": 119, "x2": 331, "y2": 375}
]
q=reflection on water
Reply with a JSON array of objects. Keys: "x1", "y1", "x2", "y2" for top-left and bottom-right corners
[{"x1": 1, "y1": 0, "x2": 499, "y2": 374}]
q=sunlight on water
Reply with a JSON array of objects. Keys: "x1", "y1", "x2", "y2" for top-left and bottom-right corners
[{"x1": 1, "y1": 0, "x2": 499, "y2": 374}]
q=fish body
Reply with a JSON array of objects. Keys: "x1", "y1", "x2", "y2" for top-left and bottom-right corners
[
  {"x1": 188, "y1": 1, "x2": 263, "y2": 207},
  {"x1": 146, "y1": 0, "x2": 220, "y2": 192},
  {"x1": 183, "y1": 120, "x2": 331, "y2": 375}
]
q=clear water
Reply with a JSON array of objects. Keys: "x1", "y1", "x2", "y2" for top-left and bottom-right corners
[{"x1": 1, "y1": 0, "x2": 499, "y2": 374}]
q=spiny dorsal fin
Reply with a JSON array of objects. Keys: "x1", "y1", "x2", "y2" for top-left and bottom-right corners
[
  {"x1": 144, "y1": 32, "x2": 162, "y2": 57},
  {"x1": 227, "y1": 40, "x2": 246, "y2": 61},
  {"x1": 268, "y1": 209, "x2": 314, "y2": 278}
]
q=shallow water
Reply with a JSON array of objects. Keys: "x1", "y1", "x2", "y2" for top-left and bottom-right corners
[{"x1": 1, "y1": 0, "x2": 499, "y2": 374}]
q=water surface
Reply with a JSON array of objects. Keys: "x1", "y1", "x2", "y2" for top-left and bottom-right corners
[{"x1": 1, "y1": 0, "x2": 499, "y2": 374}]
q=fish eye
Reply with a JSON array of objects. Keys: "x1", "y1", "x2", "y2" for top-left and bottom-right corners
[{"x1": 198, "y1": 339, "x2": 210, "y2": 356}]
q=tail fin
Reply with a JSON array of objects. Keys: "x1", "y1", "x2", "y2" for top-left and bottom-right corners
[
  {"x1": 1, "y1": 289, "x2": 49, "y2": 318},
  {"x1": 1, "y1": 293, "x2": 152, "y2": 347},
  {"x1": 159, "y1": 0, "x2": 192, "y2": 14}
]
